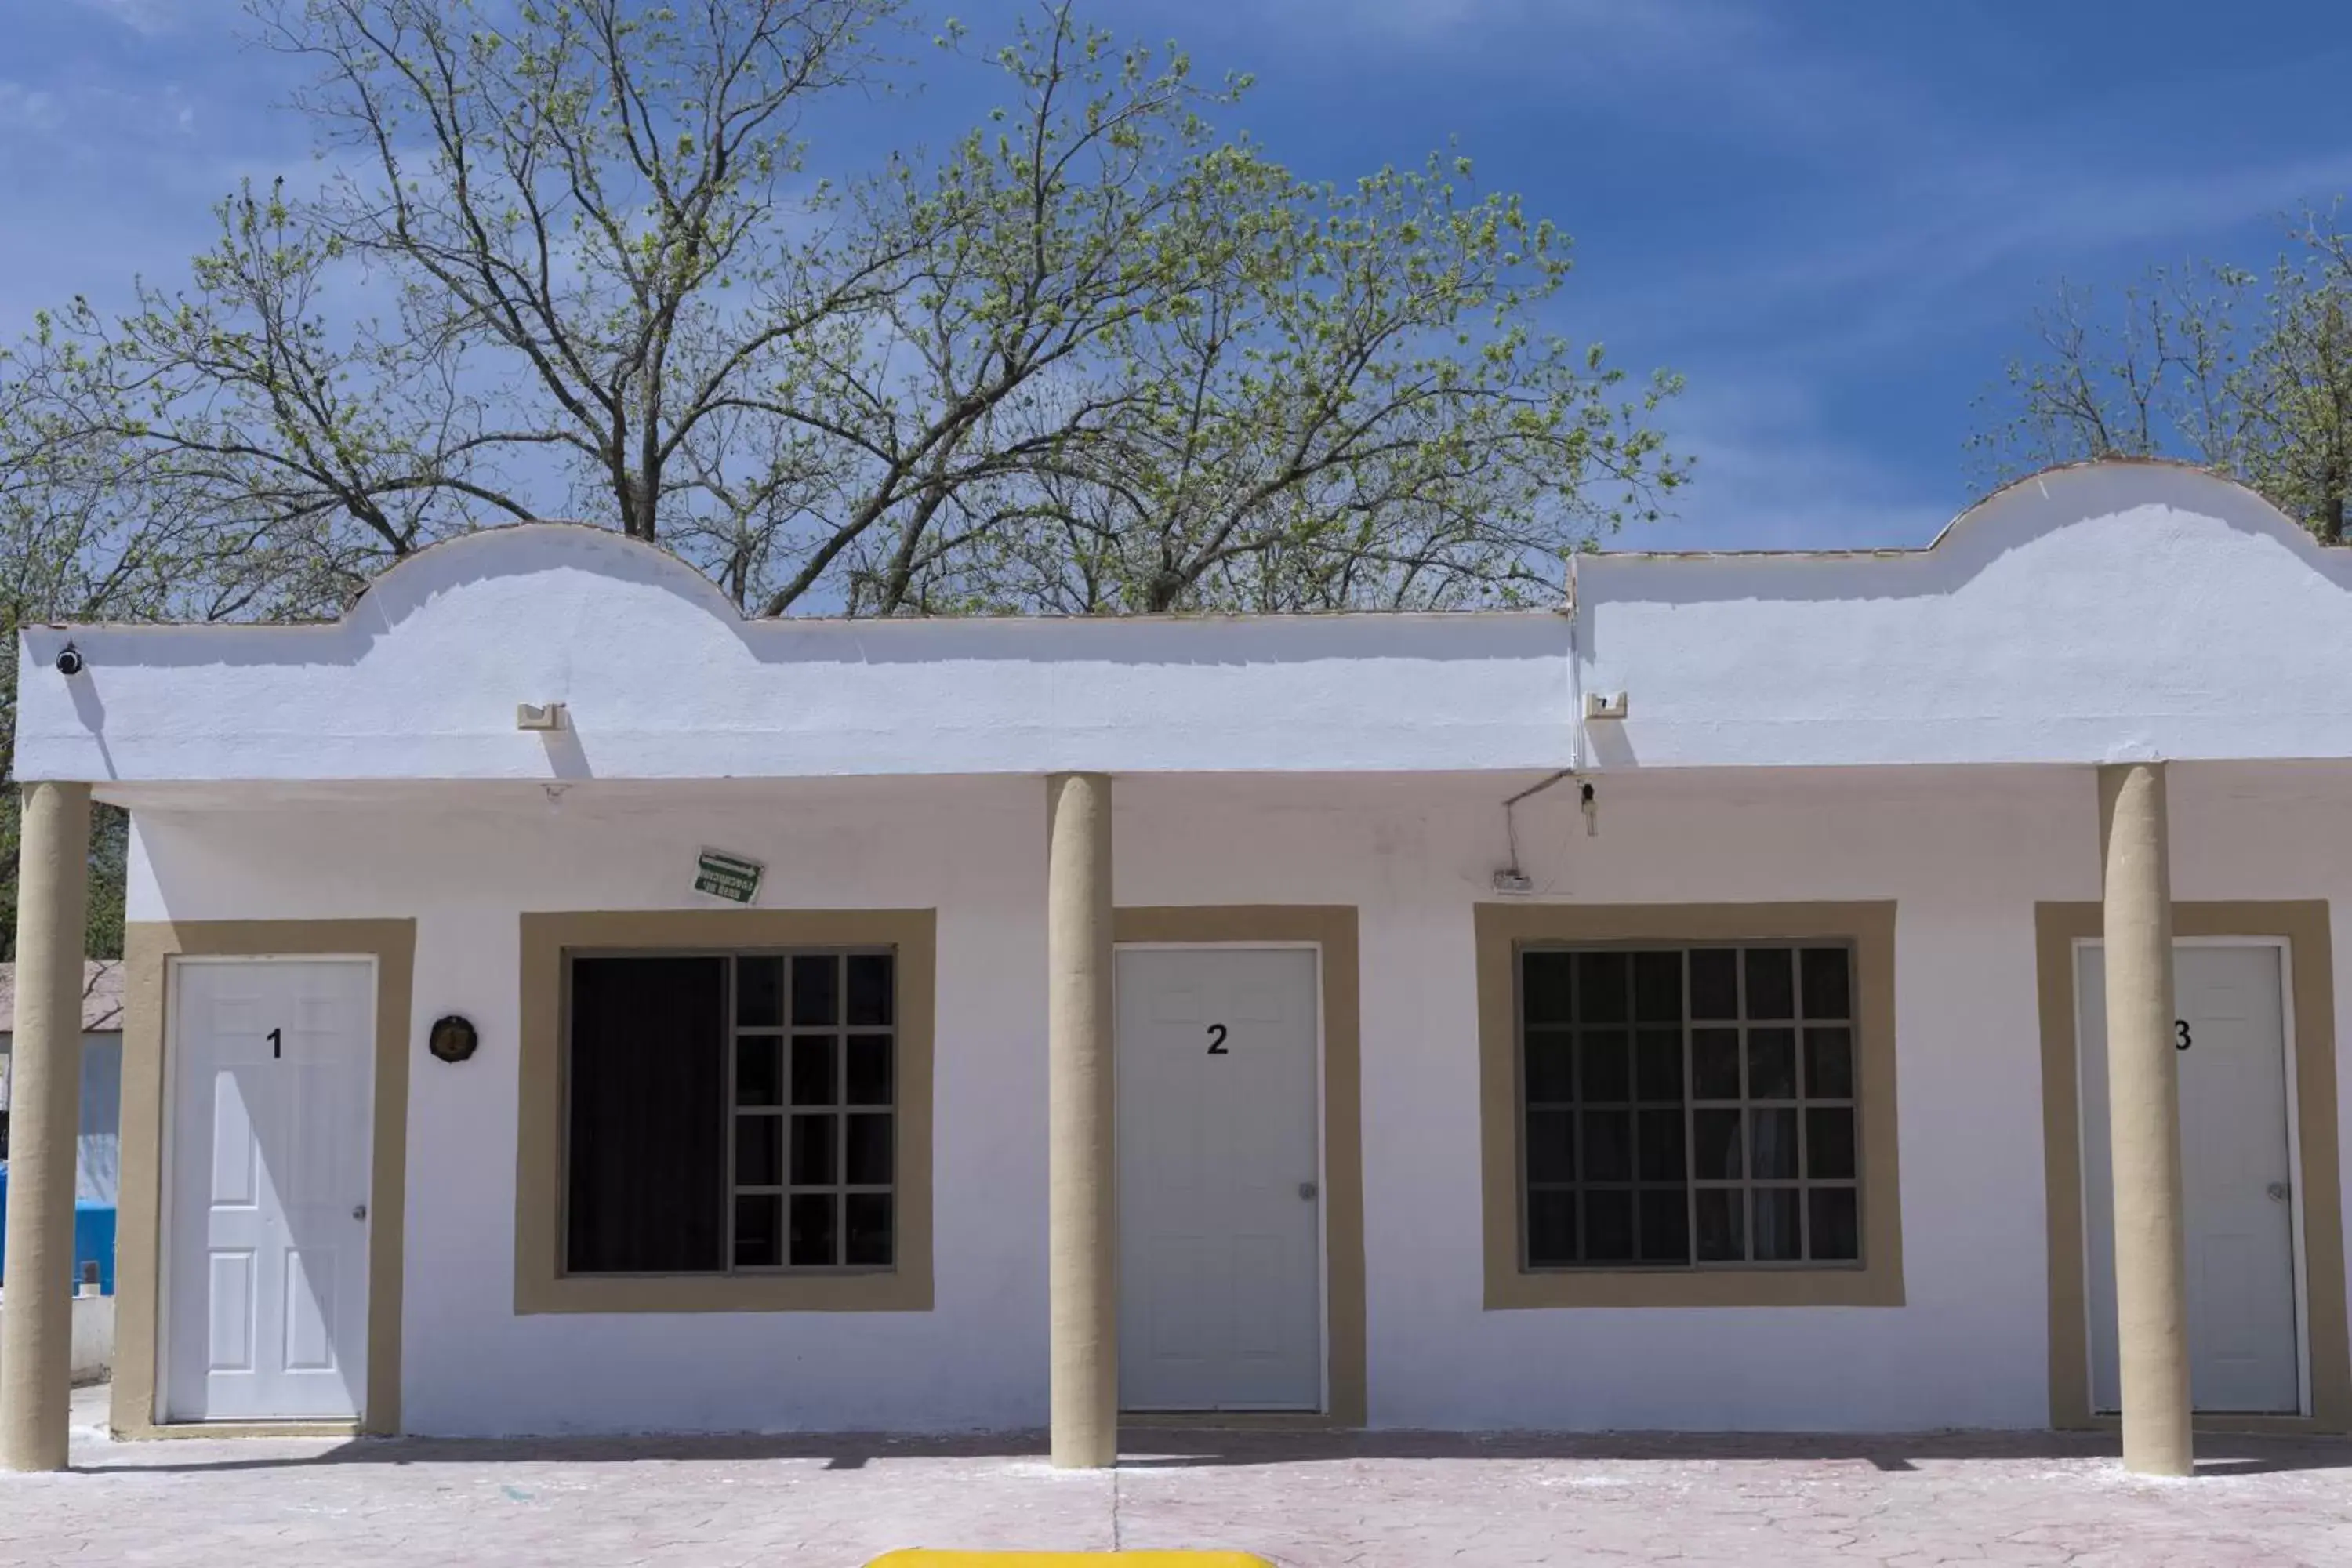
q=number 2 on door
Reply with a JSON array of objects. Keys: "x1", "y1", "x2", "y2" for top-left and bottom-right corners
[{"x1": 1206, "y1": 1023, "x2": 1229, "y2": 1056}]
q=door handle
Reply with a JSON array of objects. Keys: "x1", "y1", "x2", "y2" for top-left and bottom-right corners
[
  {"x1": 2266, "y1": 1182, "x2": 2292, "y2": 1203},
  {"x1": 351, "y1": 1203, "x2": 369, "y2": 1221},
  {"x1": 1298, "y1": 1181, "x2": 1319, "y2": 1201}
]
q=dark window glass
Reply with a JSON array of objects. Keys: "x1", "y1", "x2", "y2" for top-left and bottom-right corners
[
  {"x1": 1749, "y1": 1109, "x2": 1799, "y2": 1180},
  {"x1": 1692, "y1": 1029, "x2": 1741, "y2": 1099},
  {"x1": 1744, "y1": 948, "x2": 1795, "y2": 1020},
  {"x1": 1805, "y1": 1028, "x2": 1854, "y2": 1100},
  {"x1": 845, "y1": 1035, "x2": 894, "y2": 1107},
  {"x1": 1577, "y1": 952, "x2": 1628, "y2": 1023},
  {"x1": 1519, "y1": 942, "x2": 1860, "y2": 1273},
  {"x1": 734, "y1": 1194, "x2": 781, "y2": 1267},
  {"x1": 1633, "y1": 951, "x2": 1683, "y2": 1022},
  {"x1": 1583, "y1": 1190, "x2": 1635, "y2": 1262},
  {"x1": 1526, "y1": 1111, "x2": 1576, "y2": 1185},
  {"x1": 845, "y1": 1193, "x2": 894, "y2": 1266},
  {"x1": 1639, "y1": 1190, "x2": 1690, "y2": 1263},
  {"x1": 1635, "y1": 1029, "x2": 1682, "y2": 1101},
  {"x1": 1693, "y1": 1109, "x2": 1743, "y2": 1181},
  {"x1": 1525, "y1": 1032, "x2": 1574, "y2": 1103},
  {"x1": 1751, "y1": 1188, "x2": 1802, "y2": 1261},
  {"x1": 1689, "y1": 949, "x2": 1739, "y2": 1020},
  {"x1": 789, "y1": 1113, "x2": 837, "y2": 1186},
  {"x1": 1577, "y1": 1031, "x2": 1631, "y2": 1103},
  {"x1": 735, "y1": 1114, "x2": 781, "y2": 1187},
  {"x1": 736, "y1": 957, "x2": 784, "y2": 1029},
  {"x1": 1522, "y1": 952, "x2": 1574, "y2": 1025},
  {"x1": 1800, "y1": 947, "x2": 1851, "y2": 1021},
  {"x1": 847, "y1": 954, "x2": 895, "y2": 1026},
  {"x1": 1581, "y1": 1110, "x2": 1632, "y2": 1182},
  {"x1": 1527, "y1": 1190, "x2": 1578, "y2": 1266},
  {"x1": 789, "y1": 1193, "x2": 837, "y2": 1266},
  {"x1": 566, "y1": 956, "x2": 727, "y2": 1274},
  {"x1": 735, "y1": 1036, "x2": 782, "y2": 1108},
  {"x1": 1809, "y1": 1187, "x2": 1860, "y2": 1261},
  {"x1": 1695, "y1": 1188, "x2": 1743, "y2": 1261},
  {"x1": 791, "y1": 955, "x2": 838, "y2": 1026},
  {"x1": 790, "y1": 1035, "x2": 835, "y2": 1108},
  {"x1": 1806, "y1": 1107, "x2": 1857, "y2": 1181},
  {"x1": 1747, "y1": 1028, "x2": 1796, "y2": 1099},
  {"x1": 1636, "y1": 1109, "x2": 1686, "y2": 1183},
  {"x1": 845, "y1": 1114, "x2": 893, "y2": 1186},
  {"x1": 572, "y1": 949, "x2": 898, "y2": 1279}
]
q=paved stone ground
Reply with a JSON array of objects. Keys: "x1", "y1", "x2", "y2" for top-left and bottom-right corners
[{"x1": 5, "y1": 1385, "x2": 2350, "y2": 1566}]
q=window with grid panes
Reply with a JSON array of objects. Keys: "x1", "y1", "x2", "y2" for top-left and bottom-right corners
[
  {"x1": 564, "y1": 949, "x2": 896, "y2": 1275},
  {"x1": 1518, "y1": 944, "x2": 1860, "y2": 1269}
]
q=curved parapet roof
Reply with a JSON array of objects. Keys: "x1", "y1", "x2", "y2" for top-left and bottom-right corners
[
  {"x1": 1576, "y1": 459, "x2": 2352, "y2": 770},
  {"x1": 15, "y1": 459, "x2": 2352, "y2": 785}
]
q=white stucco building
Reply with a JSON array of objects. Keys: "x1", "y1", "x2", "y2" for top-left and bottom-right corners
[{"x1": 2, "y1": 458, "x2": 2345, "y2": 1472}]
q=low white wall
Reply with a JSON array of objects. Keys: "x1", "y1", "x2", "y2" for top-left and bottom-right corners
[
  {"x1": 123, "y1": 762, "x2": 2352, "y2": 1436},
  {"x1": 71, "y1": 1293, "x2": 113, "y2": 1385},
  {"x1": 0, "y1": 1294, "x2": 114, "y2": 1386}
]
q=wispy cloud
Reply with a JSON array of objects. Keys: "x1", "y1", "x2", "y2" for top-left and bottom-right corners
[
  {"x1": 0, "y1": 82, "x2": 66, "y2": 132},
  {"x1": 72, "y1": 0, "x2": 189, "y2": 35},
  {"x1": 1267, "y1": 0, "x2": 1937, "y2": 159},
  {"x1": 1624, "y1": 376, "x2": 1955, "y2": 552}
]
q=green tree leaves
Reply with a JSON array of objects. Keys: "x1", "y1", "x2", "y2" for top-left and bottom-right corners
[{"x1": 0, "y1": 2, "x2": 1687, "y2": 956}]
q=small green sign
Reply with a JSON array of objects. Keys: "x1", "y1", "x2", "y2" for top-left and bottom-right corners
[{"x1": 693, "y1": 848, "x2": 764, "y2": 905}]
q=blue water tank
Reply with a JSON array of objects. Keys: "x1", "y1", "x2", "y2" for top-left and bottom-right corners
[{"x1": 0, "y1": 1167, "x2": 116, "y2": 1295}]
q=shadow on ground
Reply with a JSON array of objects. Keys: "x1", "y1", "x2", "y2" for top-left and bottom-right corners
[{"x1": 72, "y1": 1423, "x2": 2352, "y2": 1479}]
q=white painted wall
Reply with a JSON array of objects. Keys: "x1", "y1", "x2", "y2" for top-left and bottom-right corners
[
  {"x1": 31, "y1": 463, "x2": 2352, "y2": 786},
  {"x1": 15, "y1": 525, "x2": 1577, "y2": 783},
  {"x1": 120, "y1": 761, "x2": 2352, "y2": 1436},
  {"x1": 1578, "y1": 463, "x2": 2352, "y2": 769}
]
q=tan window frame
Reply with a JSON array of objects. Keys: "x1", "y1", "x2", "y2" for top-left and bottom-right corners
[
  {"x1": 516, "y1": 909, "x2": 934, "y2": 1315},
  {"x1": 1479, "y1": 902, "x2": 1904, "y2": 1310}
]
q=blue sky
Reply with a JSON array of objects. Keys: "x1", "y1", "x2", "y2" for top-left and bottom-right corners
[{"x1": 5, "y1": 0, "x2": 2351, "y2": 550}]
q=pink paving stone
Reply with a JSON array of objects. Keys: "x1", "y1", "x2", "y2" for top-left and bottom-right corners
[{"x1": 4, "y1": 1387, "x2": 2349, "y2": 1567}]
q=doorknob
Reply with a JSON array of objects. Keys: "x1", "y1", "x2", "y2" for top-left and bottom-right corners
[
  {"x1": 1298, "y1": 1181, "x2": 1319, "y2": 1201},
  {"x1": 351, "y1": 1203, "x2": 369, "y2": 1221},
  {"x1": 2266, "y1": 1182, "x2": 2292, "y2": 1203}
]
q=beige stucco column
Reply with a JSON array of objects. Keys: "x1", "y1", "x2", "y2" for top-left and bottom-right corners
[
  {"x1": 2097, "y1": 762, "x2": 2194, "y2": 1476},
  {"x1": 2, "y1": 780, "x2": 93, "y2": 1473},
  {"x1": 1045, "y1": 771, "x2": 1116, "y2": 1468}
]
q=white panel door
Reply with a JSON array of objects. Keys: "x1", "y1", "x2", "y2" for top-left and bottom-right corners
[
  {"x1": 1117, "y1": 946, "x2": 1322, "y2": 1412},
  {"x1": 2079, "y1": 943, "x2": 2301, "y2": 1414},
  {"x1": 167, "y1": 958, "x2": 376, "y2": 1422}
]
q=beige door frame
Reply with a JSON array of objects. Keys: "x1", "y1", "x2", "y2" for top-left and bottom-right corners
[
  {"x1": 1111, "y1": 906, "x2": 1367, "y2": 1428},
  {"x1": 2036, "y1": 901, "x2": 2351, "y2": 1432},
  {"x1": 115, "y1": 920, "x2": 416, "y2": 1439}
]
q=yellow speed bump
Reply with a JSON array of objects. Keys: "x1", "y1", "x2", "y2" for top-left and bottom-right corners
[{"x1": 867, "y1": 1555, "x2": 1272, "y2": 1566}]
